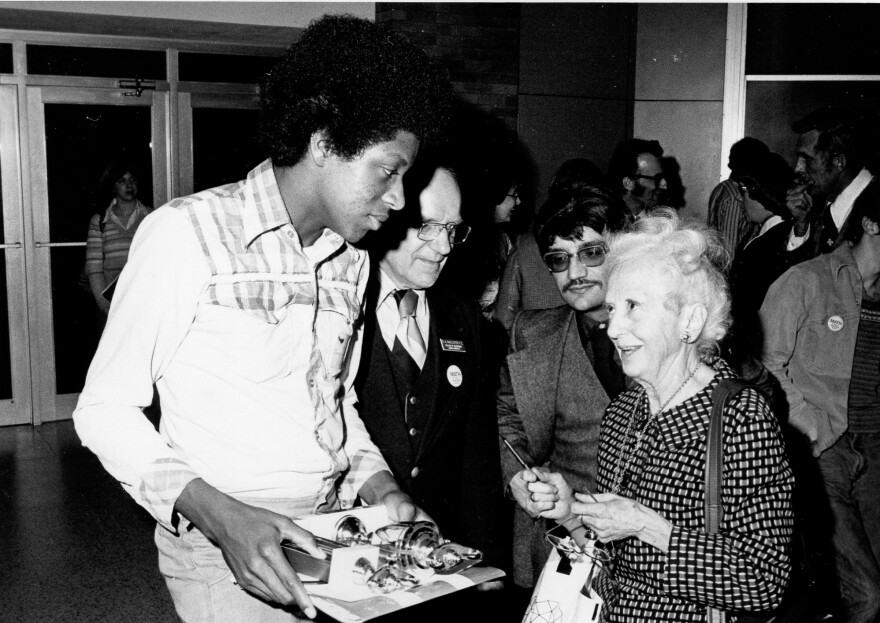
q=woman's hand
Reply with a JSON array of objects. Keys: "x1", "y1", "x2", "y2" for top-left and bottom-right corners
[{"x1": 572, "y1": 492, "x2": 672, "y2": 552}]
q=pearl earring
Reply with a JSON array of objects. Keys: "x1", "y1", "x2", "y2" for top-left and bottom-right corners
[{"x1": 680, "y1": 331, "x2": 690, "y2": 343}]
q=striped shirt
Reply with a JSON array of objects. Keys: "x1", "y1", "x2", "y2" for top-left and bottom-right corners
[
  {"x1": 74, "y1": 159, "x2": 390, "y2": 531},
  {"x1": 85, "y1": 199, "x2": 152, "y2": 284},
  {"x1": 595, "y1": 361, "x2": 793, "y2": 622},
  {"x1": 707, "y1": 179, "x2": 759, "y2": 256},
  {"x1": 848, "y1": 293, "x2": 880, "y2": 432}
]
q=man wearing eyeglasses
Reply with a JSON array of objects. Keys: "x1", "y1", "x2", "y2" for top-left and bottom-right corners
[
  {"x1": 607, "y1": 138, "x2": 668, "y2": 220},
  {"x1": 355, "y1": 156, "x2": 505, "y2": 578},
  {"x1": 497, "y1": 185, "x2": 629, "y2": 597}
]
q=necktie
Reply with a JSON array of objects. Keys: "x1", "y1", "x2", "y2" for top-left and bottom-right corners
[{"x1": 393, "y1": 289, "x2": 427, "y2": 369}]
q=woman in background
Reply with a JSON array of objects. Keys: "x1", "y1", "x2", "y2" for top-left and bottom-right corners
[{"x1": 84, "y1": 160, "x2": 152, "y2": 322}]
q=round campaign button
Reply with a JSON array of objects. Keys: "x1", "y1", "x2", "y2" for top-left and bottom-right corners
[
  {"x1": 446, "y1": 365, "x2": 463, "y2": 387},
  {"x1": 827, "y1": 315, "x2": 844, "y2": 332}
]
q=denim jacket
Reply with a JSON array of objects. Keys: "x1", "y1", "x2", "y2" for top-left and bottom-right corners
[{"x1": 759, "y1": 243, "x2": 862, "y2": 456}]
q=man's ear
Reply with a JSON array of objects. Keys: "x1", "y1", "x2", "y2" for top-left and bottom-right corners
[
  {"x1": 308, "y1": 131, "x2": 333, "y2": 167},
  {"x1": 862, "y1": 216, "x2": 880, "y2": 236},
  {"x1": 623, "y1": 176, "x2": 635, "y2": 193}
]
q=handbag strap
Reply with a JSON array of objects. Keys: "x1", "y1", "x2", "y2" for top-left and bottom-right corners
[{"x1": 704, "y1": 378, "x2": 749, "y2": 623}]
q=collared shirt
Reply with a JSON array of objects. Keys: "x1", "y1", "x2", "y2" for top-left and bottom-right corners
[
  {"x1": 74, "y1": 159, "x2": 390, "y2": 531},
  {"x1": 785, "y1": 168, "x2": 874, "y2": 251},
  {"x1": 85, "y1": 199, "x2": 152, "y2": 283},
  {"x1": 831, "y1": 167, "x2": 873, "y2": 230},
  {"x1": 375, "y1": 268, "x2": 429, "y2": 350}
]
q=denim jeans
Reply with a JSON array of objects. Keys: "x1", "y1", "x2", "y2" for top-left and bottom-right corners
[
  {"x1": 817, "y1": 432, "x2": 880, "y2": 623},
  {"x1": 155, "y1": 496, "x2": 335, "y2": 623}
]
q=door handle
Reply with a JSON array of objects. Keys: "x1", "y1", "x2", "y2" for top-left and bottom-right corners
[
  {"x1": 0, "y1": 242, "x2": 23, "y2": 249},
  {"x1": 34, "y1": 241, "x2": 85, "y2": 248}
]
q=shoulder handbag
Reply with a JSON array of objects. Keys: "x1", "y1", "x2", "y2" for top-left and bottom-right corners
[{"x1": 705, "y1": 379, "x2": 749, "y2": 623}]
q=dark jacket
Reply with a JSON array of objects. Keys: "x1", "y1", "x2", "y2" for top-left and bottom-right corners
[{"x1": 355, "y1": 278, "x2": 506, "y2": 568}]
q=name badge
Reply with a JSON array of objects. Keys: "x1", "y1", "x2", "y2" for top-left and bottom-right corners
[
  {"x1": 827, "y1": 315, "x2": 844, "y2": 332},
  {"x1": 440, "y1": 339, "x2": 466, "y2": 352}
]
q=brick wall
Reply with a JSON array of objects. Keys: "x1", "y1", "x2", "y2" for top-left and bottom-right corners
[{"x1": 376, "y1": 2, "x2": 520, "y2": 128}]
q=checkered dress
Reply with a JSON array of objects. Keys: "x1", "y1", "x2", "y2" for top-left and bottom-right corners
[{"x1": 594, "y1": 361, "x2": 794, "y2": 622}]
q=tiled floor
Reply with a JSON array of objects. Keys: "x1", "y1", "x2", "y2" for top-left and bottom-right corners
[{"x1": 0, "y1": 421, "x2": 177, "y2": 622}]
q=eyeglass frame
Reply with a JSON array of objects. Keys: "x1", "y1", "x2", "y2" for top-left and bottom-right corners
[
  {"x1": 417, "y1": 221, "x2": 471, "y2": 245},
  {"x1": 542, "y1": 241, "x2": 609, "y2": 273},
  {"x1": 630, "y1": 172, "x2": 665, "y2": 185}
]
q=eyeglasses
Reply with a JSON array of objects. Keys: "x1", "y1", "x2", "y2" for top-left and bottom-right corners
[
  {"x1": 417, "y1": 221, "x2": 471, "y2": 245},
  {"x1": 632, "y1": 172, "x2": 665, "y2": 185},
  {"x1": 542, "y1": 242, "x2": 608, "y2": 273},
  {"x1": 506, "y1": 188, "x2": 520, "y2": 202}
]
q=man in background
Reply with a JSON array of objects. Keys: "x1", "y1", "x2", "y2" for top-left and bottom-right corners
[
  {"x1": 497, "y1": 186, "x2": 628, "y2": 595},
  {"x1": 606, "y1": 138, "x2": 668, "y2": 220}
]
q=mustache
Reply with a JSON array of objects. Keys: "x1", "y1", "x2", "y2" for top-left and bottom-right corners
[{"x1": 563, "y1": 277, "x2": 603, "y2": 293}]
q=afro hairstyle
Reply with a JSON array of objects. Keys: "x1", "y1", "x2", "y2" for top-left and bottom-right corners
[{"x1": 259, "y1": 14, "x2": 455, "y2": 166}]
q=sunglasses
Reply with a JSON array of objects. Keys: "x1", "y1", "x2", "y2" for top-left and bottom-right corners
[{"x1": 542, "y1": 242, "x2": 608, "y2": 273}]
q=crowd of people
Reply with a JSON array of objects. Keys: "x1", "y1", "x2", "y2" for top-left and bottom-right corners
[{"x1": 72, "y1": 13, "x2": 877, "y2": 623}]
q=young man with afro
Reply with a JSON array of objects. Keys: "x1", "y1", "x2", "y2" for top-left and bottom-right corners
[{"x1": 74, "y1": 14, "x2": 454, "y2": 622}]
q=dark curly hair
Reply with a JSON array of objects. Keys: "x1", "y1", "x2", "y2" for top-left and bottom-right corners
[
  {"x1": 536, "y1": 185, "x2": 628, "y2": 256},
  {"x1": 260, "y1": 14, "x2": 454, "y2": 166}
]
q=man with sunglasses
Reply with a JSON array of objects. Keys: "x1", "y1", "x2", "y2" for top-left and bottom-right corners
[
  {"x1": 497, "y1": 185, "x2": 629, "y2": 598},
  {"x1": 607, "y1": 138, "x2": 668, "y2": 220},
  {"x1": 355, "y1": 156, "x2": 505, "y2": 581}
]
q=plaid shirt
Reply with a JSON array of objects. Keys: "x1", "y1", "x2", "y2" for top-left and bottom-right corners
[
  {"x1": 595, "y1": 361, "x2": 793, "y2": 622},
  {"x1": 75, "y1": 160, "x2": 389, "y2": 531}
]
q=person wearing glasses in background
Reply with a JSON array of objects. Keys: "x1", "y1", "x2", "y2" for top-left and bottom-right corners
[
  {"x1": 496, "y1": 185, "x2": 629, "y2": 603},
  {"x1": 355, "y1": 153, "x2": 506, "y2": 594},
  {"x1": 607, "y1": 138, "x2": 668, "y2": 221}
]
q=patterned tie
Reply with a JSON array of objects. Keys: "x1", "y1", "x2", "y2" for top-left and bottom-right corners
[{"x1": 394, "y1": 289, "x2": 427, "y2": 369}]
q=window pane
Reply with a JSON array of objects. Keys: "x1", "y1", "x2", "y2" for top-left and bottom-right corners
[
  {"x1": 192, "y1": 107, "x2": 264, "y2": 192},
  {"x1": 43, "y1": 103, "x2": 154, "y2": 394},
  {"x1": 50, "y1": 247, "x2": 101, "y2": 395},
  {"x1": 179, "y1": 52, "x2": 279, "y2": 84},
  {"x1": 747, "y1": 4, "x2": 880, "y2": 75},
  {"x1": 744, "y1": 81, "x2": 880, "y2": 163},
  {"x1": 27, "y1": 45, "x2": 166, "y2": 80},
  {"x1": 44, "y1": 104, "x2": 153, "y2": 243},
  {"x1": 0, "y1": 43, "x2": 12, "y2": 74}
]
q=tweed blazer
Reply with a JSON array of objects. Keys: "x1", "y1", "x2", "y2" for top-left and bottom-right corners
[{"x1": 497, "y1": 305, "x2": 612, "y2": 587}]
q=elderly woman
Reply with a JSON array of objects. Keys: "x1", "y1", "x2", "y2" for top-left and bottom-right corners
[{"x1": 529, "y1": 210, "x2": 794, "y2": 622}]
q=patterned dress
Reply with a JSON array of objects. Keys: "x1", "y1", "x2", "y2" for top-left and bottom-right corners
[{"x1": 594, "y1": 361, "x2": 794, "y2": 622}]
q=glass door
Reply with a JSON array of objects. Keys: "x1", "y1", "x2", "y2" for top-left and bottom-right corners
[
  {"x1": 26, "y1": 85, "x2": 167, "y2": 423},
  {"x1": 0, "y1": 85, "x2": 32, "y2": 426}
]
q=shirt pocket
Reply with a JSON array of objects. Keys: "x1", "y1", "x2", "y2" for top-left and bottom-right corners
[
  {"x1": 800, "y1": 311, "x2": 858, "y2": 372},
  {"x1": 318, "y1": 308, "x2": 355, "y2": 380}
]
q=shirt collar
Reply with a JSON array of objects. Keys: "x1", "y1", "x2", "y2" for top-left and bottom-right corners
[
  {"x1": 241, "y1": 159, "x2": 348, "y2": 263},
  {"x1": 829, "y1": 240, "x2": 858, "y2": 279},
  {"x1": 376, "y1": 267, "x2": 427, "y2": 316},
  {"x1": 831, "y1": 168, "x2": 873, "y2": 228}
]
